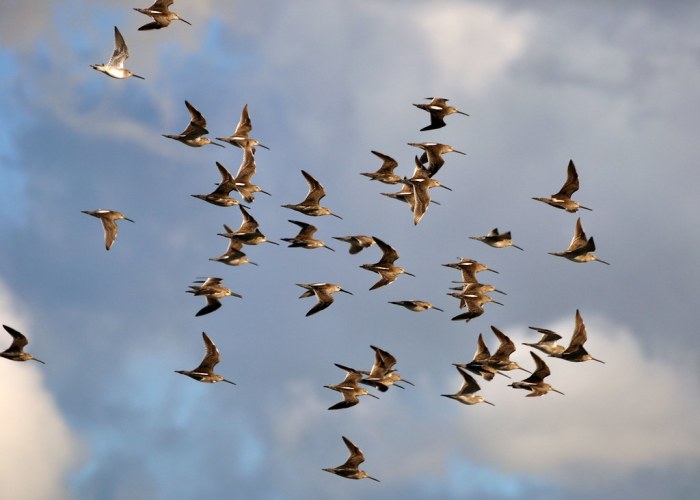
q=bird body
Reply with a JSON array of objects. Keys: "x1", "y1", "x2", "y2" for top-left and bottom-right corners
[
  {"x1": 191, "y1": 161, "x2": 242, "y2": 207},
  {"x1": 360, "y1": 237, "x2": 414, "y2": 290},
  {"x1": 297, "y1": 283, "x2": 352, "y2": 316},
  {"x1": 360, "y1": 345, "x2": 413, "y2": 392},
  {"x1": 470, "y1": 228, "x2": 524, "y2": 251},
  {"x1": 82, "y1": 209, "x2": 134, "y2": 250},
  {"x1": 549, "y1": 218, "x2": 609, "y2": 264},
  {"x1": 324, "y1": 363, "x2": 378, "y2": 409},
  {"x1": 163, "y1": 100, "x2": 224, "y2": 148},
  {"x1": 389, "y1": 300, "x2": 443, "y2": 312},
  {"x1": 408, "y1": 141, "x2": 465, "y2": 176},
  {"x1": 281, "y1": 170, "x2": 341, "y2": 218},
  {"x1": 442, "y1": 365, "x2": 494, "y2": 406},
  {"x1": 509, "y1": 351, "x2": 564, "y2": 397},
  {"x1": 413, "y1": 97, "x2": 469, "y2": 131},
  {"x1": 360, "y1": 151, "x2": 402, "y2": 184},
  {"x1": 216, "y1": 104, "x2": 269, "y2": 151},
  {"x1": 133, "y1": 0, "x2": 191, "y2": 30},
  {"x1": 533, "y1": 160, "x2": 591, "y2": 213},
  {"x1": 323, "y1": 436, "x2": 380, "y2": 481},
  {"x1": 175, "y1": 332, "x2": 235, "y2": 384},
  {"x1": 282, "y1": 220, "x2": 334, "y2": 251},
  {"x1": 187, "y1": 277, "x2": 242, "y2": 316},
  {"x1": 550, "y1": 309, "x2": 605, "y2": 363},
  {"x1": 91, "y1": 26, "x2": 144, "y2": 80},
  {"x1": 332, "y1": 235, "x2": 375, "y2": 254},
  {"x1": 1, "y1": 325, "x2": 44, "y2": 364}
]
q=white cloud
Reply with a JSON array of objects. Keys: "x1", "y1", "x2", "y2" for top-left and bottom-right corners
[
  {"x1": 447, "y1": 313, "x2": 700, "y2": 483},
  {"x1": 0, "y1": 281, "x2": 86, "y2": 500}
]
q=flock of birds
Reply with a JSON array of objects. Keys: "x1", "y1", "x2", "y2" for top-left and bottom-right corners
[{"x1": 2, "y1": 1, "x2": 611, "y2": 484}]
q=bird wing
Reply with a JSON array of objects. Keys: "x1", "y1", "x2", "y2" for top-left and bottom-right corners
[
  {"x1": 108, "y1": 27, "x2": 129, "y2": 68},
  {"x1": 490, "y1": 326, "x2": 516, "y2": 360},
  {"x1": 180, "y1": 101, "x2": 208, "y2": 137},
  {"x1": 370, "y1": 150, "x2": 399, "y2": 173},
  {"x1": 456, "y1": 366, "x2": 482, "y2": 394},
  {"x1": 371, "y1": 236, "x2": 399, "y2": 265},
  {"x1": 300, "y1": 170, "x2": 326, "y2": 205},
  {"x1": 558, "y1": 160, "x2": 580, "y2": 198},
  {"x1": 341, "y1": 436, "x2": 365, "y2": 468},
  {"x1": 101, "y1": 217, "x2": 119, "y2": 250},
  {"x1": 194, "y1": 332, "x2": 221, "y2": 373},
  {"x1": 233, "y1": 104, "x2": 252, "y2": 137},
  {"x1": 196, "y1": 297, "x2": 222, "y2": 317},
  {"x1": 3, "y1": 324, "x2": 29, "y2": 351},
  {"x1": 566, "y1": 218, "x2": 589, "y2": 252}
]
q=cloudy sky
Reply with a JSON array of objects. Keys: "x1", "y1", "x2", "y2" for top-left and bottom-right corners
[{"x1": 1, "y1": 1, "x2": 699, "y2": 498}]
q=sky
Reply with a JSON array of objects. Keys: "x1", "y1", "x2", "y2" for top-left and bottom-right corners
[{"x1": 1, "y1": 1, "x2": 700, "y2": 499}]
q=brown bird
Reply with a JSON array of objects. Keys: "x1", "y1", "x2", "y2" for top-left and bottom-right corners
[
  {"x1": 413, "y1": 97, "x2": 469, "y2": 131},
  {"x1": 453, "y1": 333, "x2": 509, "y2": 381},
  {"x1": 90, "y1": 26, "x2": 144, "y2": 80},
  {"x1": 549, "y1": 218, "x2": 609, "y2": 264},
  {"x1": 133, "y1": 0, "x2": 191, "y2": 30},
  {"x1": 297, "y1": 283, "x2": 352, "y2": 316},
  {"x1": 443, "y1": 258, "x2": 499, "y2": 284},
  {"x1": 360, "y1": 151, "x2": 402, "y2": 184},
  {"x1": 175, "y1": 332, "x2": 235, "y2": 385},
  {"x1": 551, "y1": 309, "x2": 605, "y2": 363},
  {"x1": 1, "y1": 325, "x2": 45, "y2": 364},
  {"x1": 324, "y1": 363, "x2": 378, "y2": 409},
  {"x1": 360, "y1": 345, "x2": 414, "y2": 392},
  {"x1": 509, "y1": 351, "x2": 564, "y2": 397},
  {"x1": 217, "y1": 206, "x2": 279, "y2": 246},
  {"x1": 191, "y1": 161, "x2": 244, "y2": 207},
  {"x1": 470, "y1": 228, "x2": 524, "y2": 251},
  {"x1": 323, "y1": 436, "x2": 380, "y2": 482},
  {"x1": 388, "y1": 300, "x2": 443, "y2": 313},
  {"x1": 449, "y1": 290, "x2": 503, "y2": 322},
  {"x1": 524, "y1": 326, "x2": 566, "y2": 356},
  {"x1": 401, "y1": 156, "x2": 452, "y2": 225},
  {"x1": 332, "y1": 235, "x2": 375, "y2": 254},
  {"x1": 408, "y1": 141, "x2": 465, "y2": 177},
  {"x1": 186, "y1": 277, "x2": 242, "y2": 316},
  {"x1": 360, "y1": 237, "x2": 415, "y2": 290},
  {"x1": 442, "y1": 366, "x2": 494, "y2": 406},
  {"x1": 162, "y1": 100, "x2": 225, "y2": 148},
  {"x1": 282, "y1": 220, "x2": 334, "y2": 251},
  {"x1": 216, "y1": 104, "x2": 269, "y2": 151},
  {"x1": 209, "y1": 235, "x2": 257, "y2": 267},
  {"x1": 483, "y1": 326, "x2": 530, "y2": 374},
  {"x1": 230, "y1": 147, "x2": 271, "y2": 203},
  {"x1": 533, "y1": 160, "x2": 591, "y2": 213},
  {"x1": 82, "y1": 209, "x2": 134, "y2": 250},
  {"x1": 281, "y1": 170, "x2": 342, "y2": 218}
]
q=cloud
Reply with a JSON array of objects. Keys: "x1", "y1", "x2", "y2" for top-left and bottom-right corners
[
  {"x1": 445, "y1": 313, "x2": 700, "y2": 485},
  {"x1": 0, "y1": 280, "x2": 85, "y2": 500}
]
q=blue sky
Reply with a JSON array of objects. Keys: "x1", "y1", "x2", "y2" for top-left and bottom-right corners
[{"x1": 1, "y1": 1, "x2": 699, "y2": 499}]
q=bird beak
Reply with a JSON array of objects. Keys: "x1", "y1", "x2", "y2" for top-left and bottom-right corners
[
  {"x1": 597, "y1": 258, "x2": 611, "y2": 265},
  {"x1": 493, "y1": 289, "x2": 507, "y2": 295},
  {"x1": 580, "y1": 205, "x2": 592, "y2": 211},
  {"x1": 484, "y1": 400, "x2": 495, "y2": 406},
  {"x1": 368, "y1": 476, "x2": 381, "y2": 482},
  {"x1": 513, "y1": 244, "x2": 524, "y2": 251},
  {"x1": 593, "y1": 357, "x2": 606, "y2": 364},
  {"x1": 223, "y1": 379, "x2": 237, "y2": 385},
  {"x1": 32, "y1": 357, "x2": 46, "y2": 364},
  {"x1": 261, "y1": 189, "x2": 272, "y2": 196},
  {"x1": 486, "y1": 268, "x2": 499, "y2": 274},
  {"x1": 324, "y1": 245, "x2": 335, "y2": 252},
  {"x1": 211, "y1": 141, "x2": 226, "y2": 148},
  {"x1": 367, "y1": 393, "x2": 380, "y2": 399},
  {"x1": 405, "y1": 271, "x2": 416, "y2": 277},
  {"x1": 330, "y1": 213, "x2": 343, "y2": 219},
  {"x1": 339, "y1": 289, "x2": 353, "y2": 295},
  {"x1": 402, "y1": 378, "x2": 415, "y2": 386},
  {"x1": 457, "y1": 111, "x2": 470, "y2": 116},
  {"x1": 491, "y1": 300, "x2": 504, "y2": 306},
  {"x1": 249, "y1": 261, "x2": 258, "y2": 266},
  {"x1": 553, "y1": 388, "x2": 565, "y2": 395},
  {"x1": 257, "y1": 143, "x2": 271, "y2": 150},
  {"x1": 179, "y1": 18, "x2": 192, "y2": 25},
  {"x1": 132, "y1": 74, "x2": 145, "y2": 80},
  {"x1": 124, "y1": 217, "x2": 135, "y2": 223},
  {"x1": 432, "y1": 307, "x2": 444, "y2": 312}
]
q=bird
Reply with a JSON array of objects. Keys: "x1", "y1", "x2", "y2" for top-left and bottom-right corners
[
  {"x1": 175, "y1": 332, "x2": 235, "y2": 385},
  {"x1": 549, "y1": 217, "x2": 609, "y2": 265},
  {"x1": 442, "y1": 366, "x2": 494, "y2": 406},
  {"x1": 413, "y1": 97, "x2": 469, "y2": 131},
  {"x1": 297, "y1": 283, "x2": 352, "y2": 316},
  {"x1": 162, "y1": 100, "x2": 225, "y2": 148},
  {"x1": 509, "y1": 351, "x2": 564, "y2": 397},
  {"x1": 449, "y1": 290, "x2": 503, "y2": 322},
  {"x1": 443, "y1": 258, "x2": 499, "y2": 284},
  {"x1": 483, "y1": 326, "x2": 531, "y2": 374},
  {"x1": 324, "y1": 364, "x2": 378, "y2": 409},
  {"x1": 359, "y1": 236, "x2": 415, "y2": 290},
  {"x1": 448, "y1": 282, "x2": 507, "y2": 296},
  {"x1": 401, "y1": 156, "x2": 452, "y2": 224},
  {"x1": 90, "y1": 26, "x2": 144, "y2": 80},
  {"x1": 524, "y1": 326, "x2": 566, "y2": 356},
  {"x1": 230, "y1": 146, "x2": 271, "y2": 203},
  {"x1": 470, "y1": 228, "x2": 524, "y2": 251},
  {"x1": 408, "y1": 141, "x2": 465, "y2": 177},
  {"x1": 360, "y1": 345, "x2": 413, "y2": 392},
  {"x1": 388, "y1": 300, "x2": 443, "y2": 312},
  {"x1": 532, "y1": 159, "x2": 591, "y2": 213},
  {"x1": 282, "y1": 220, "x2": 334, "y2": 251},
  {"x1": 191, "y1": 162, "x2": 243, "y2": 207},
  {"x1": 82, "y1": 209, "x2": 134, "y2": 250},
  {"x1": 216, "y1": 104, "x2": 269, "y2": 151},
  {"x1": 332, "y1": 235, "x2": 375, "y2": 254},
  {"x1": 1, "y1": 325, "x2": 45, "y2": 364},
  {"x1": 453, "y1": 333, "x2": 509, "y2": 381},
  {"x1": 133, "y1": 0, "x2": 191, "y2": 30},
  {"x1": 323, "y1": 436, "x2": 380, "y2": 482},
  {"x1": 186, "y1": 277, "x2": 242, "y2": 316},
  {"x1": 551, "y1": 309, "x2": 605, "y2": 363},
  {"x1": 281, "y1": 170, "x2": 342, "y2": 218},
  {"x1": 217, "y1": 206, "x2": 279, "y2": 246},
  {"x1": 360, "y1": 151, "x2": 402, "y2": 184},
  {"x1": 209, "y1": 236, "x2": 257, "y2": 267}
]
